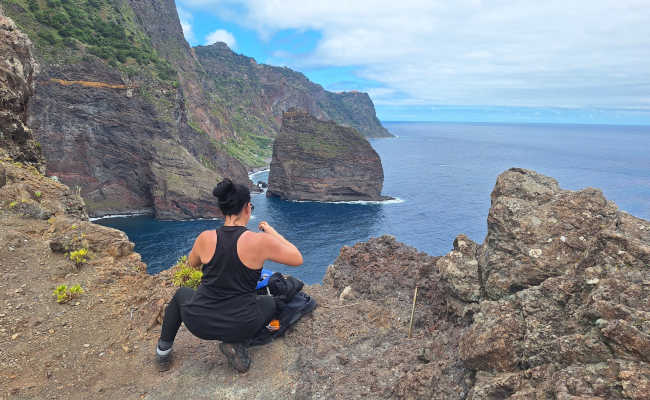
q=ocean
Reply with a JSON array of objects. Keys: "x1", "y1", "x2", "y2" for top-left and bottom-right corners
[{"x1": 97, "y1": 122, "x2": 650, "y2": 283}]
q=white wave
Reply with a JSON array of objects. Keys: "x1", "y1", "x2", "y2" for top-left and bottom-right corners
[
  {"x1": 169, "y1": 217, "x2": 222, "y2": 222},
  {"x1": 249, "y1": 168, "x2": 270, "y2": 180},
  {"x1": 290, "y1": 197, "x2": 404, "y2": 205},
  {"x1": 90, "y1": 211, "x2": 152, "y2": 221}
]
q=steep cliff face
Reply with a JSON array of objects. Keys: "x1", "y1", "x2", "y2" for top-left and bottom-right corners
[
  {"x1": 0, "y1": 8, "x2": 86, "y2": 219},
  {"x1": 0, "y1": 10, "x2": 44, "y2": 169},
  {"x1": 267, "y1": 109, "x2": 388, "y2": 202},
  {"x1": 1, "y1": 0, "x2": 250, "y2": 219},
  {"x1": 195, "y1": 43, "x2": 392, "y2": 165}
]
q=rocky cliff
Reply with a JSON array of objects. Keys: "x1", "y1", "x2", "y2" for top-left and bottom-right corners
[
  {"x1": 0, "y1": 12, "x2": 44, "y2": 170},
  {"x1": 194, "y1": 43, "x2": 392, "y2": 144},
  {"x1": 0, "y1": 0, "x2": 389, "y2": 219},
  {"x1": 267, "y1": 109, "x2": 389, "y2": 202},
  {"x1": 1, "y1": 0, "x2": 250, "y2": 219}
]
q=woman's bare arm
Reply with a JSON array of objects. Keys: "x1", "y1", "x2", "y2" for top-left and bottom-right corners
[
  {"x1": 258, "y1": 221, "x2": 303, "y2": 266},
  {"x1": 188, "y1": 230, "x2": 217, "y2": 268}
]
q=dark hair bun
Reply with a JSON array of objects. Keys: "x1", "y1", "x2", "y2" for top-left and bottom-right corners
[
  {"x1": 213, "y1": 178, "x2": 234, "y2": 199},
  {"x1": 212, "y1": 178, "x2": 251, "y2": 216}
]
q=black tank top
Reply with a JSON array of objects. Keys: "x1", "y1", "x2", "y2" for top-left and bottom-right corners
[{"x1": 183, "y1": 225, "x2": 263, "y2": 341}]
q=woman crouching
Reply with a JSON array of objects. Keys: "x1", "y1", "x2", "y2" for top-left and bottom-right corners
[{"x1": 155, "y1": 178, "x2": 303, "y2": 372}]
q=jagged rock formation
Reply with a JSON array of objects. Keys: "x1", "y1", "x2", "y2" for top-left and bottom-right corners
[
  {"x1": 0, "y1": 0, "x2": 389, "y2": 219},
  {"x1": 438, "y1": 168, "x2": 650, "y2": 398},
  {"x1": 194, "y1": 43, "x2": 392, "y2": 141},
  {"x1": 0, "y1": 11, "x2": 44, "y2": 170},
  {"x1": 267, "y1": 109, "x2": 389, "y2": 202}
]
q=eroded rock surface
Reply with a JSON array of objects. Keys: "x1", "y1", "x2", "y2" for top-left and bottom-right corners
[
  {"x1": 0, "y1": 10, "x2": 44, "y2": 169},
  {"x1": 448, "y1": 168, "x2": 650, "y2": 399},
  {"x1": 267, "y1": 109, "x2": 389, "y2": 202}
]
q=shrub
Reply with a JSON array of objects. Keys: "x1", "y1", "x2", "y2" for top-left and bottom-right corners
[
  {"x1": 53, "y1": 284, "x2": 84, "y2": 303},
  {"x1": 69, "y1": 248, "x2": 89, "y2": 267},
  {"x1": 172, "y1": 256, "x2": 203, "y2": 289}
]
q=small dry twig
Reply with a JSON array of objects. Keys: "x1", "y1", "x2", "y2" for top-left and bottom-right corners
[{"x1": 408, "y1": 286, "x2": 419, "y2": 338}]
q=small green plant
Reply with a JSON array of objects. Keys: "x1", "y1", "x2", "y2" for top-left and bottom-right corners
[
  {"x1": 53, "y1": 284, "x2": 84, "y2": 303},
  {"x1": 34, "y1": 191, "x2": 42, "y2": 199},
  {"x1": 172, "y1": 256, "x2": 203, "y2": 289},
  {"x1": 69, "y1": 248, "x2": 89, "y2": 267},
  {"x1": 53, "y1": 285, "x2": 68, "y2": 303},
  {"x1": 69, "y1": 284, "x2": 84, "y2": 296},
  {"x1": 8, "y1": 201, "x2": 17, "y2": 208}
]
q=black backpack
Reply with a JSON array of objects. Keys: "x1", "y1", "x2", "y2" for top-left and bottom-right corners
[{"x1": 249, "y1": 273, "x2": 317, "y2": 346}]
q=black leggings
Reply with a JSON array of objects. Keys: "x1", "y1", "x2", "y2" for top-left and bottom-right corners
[{"x1": 160, "y1": 287, "x2": 276, "y2": 344}]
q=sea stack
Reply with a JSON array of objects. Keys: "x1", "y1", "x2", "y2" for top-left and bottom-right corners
[{"x1": 267, "y1": 109, "x2": 389, "y2": 202}]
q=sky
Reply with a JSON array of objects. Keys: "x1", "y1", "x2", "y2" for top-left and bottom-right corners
[{"x1": 176, "y1": 0, "x2": 650, "y2": 124}]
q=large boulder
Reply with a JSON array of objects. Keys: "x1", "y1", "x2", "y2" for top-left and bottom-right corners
[
  {"x1": 267, "y1": 109, "x2": 390, "y2": 202},
  {"x1": 450, "y1": 168, "x2": 650, "y2": 399}
]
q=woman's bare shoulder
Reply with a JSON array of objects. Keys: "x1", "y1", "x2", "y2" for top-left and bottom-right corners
[
  {"x1": 197, "y1": 230, "x2": 217, "y2": 255},
  {"x1": 197, "y1": 229, "x2": 217, "y2": 242}
]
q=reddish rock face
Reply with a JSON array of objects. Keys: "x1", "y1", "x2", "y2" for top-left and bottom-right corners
[{"x1": 267, "y1": 109, "x2": 389, "y2": 202}]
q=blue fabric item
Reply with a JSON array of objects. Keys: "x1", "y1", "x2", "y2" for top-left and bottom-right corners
[{"x1": 256, "y1": 269, "x2": 273, "y2": 290}]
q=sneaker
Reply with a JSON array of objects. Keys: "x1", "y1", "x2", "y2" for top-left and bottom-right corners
[
  {"x1": 219, "y1": 342, "x2": 251, "y2": 373},
  {"x1": 156, "y1": 349, "x2": 173, "y2": 372}
]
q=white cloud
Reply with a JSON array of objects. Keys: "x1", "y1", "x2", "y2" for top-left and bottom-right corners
[
  {"x1": 205, "y1": 29, "x2": 237, "y2": 49},
  {"x1": 176, "y1": 7, "x2": 196, "y2": 44},
  {"x1": 177, "y1": 0, "x2": 650, "y2": 108}
]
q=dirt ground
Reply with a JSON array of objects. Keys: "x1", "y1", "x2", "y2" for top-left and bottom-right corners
[{"x1": 0, "y1": 212, "x2": 336, "y2": 400}]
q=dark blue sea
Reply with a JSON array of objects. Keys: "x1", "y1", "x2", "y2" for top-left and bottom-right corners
[{"x1": 97, "y1": 122, "x2": 650, "y2": 283}]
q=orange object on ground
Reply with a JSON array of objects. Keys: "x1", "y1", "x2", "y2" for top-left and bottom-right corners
[{"x1": 267, "y1": 319, "x2": 280, "y2": 331}]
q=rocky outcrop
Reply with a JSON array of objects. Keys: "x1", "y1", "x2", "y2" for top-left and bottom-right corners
[
  {"x1": 287, "y1": 168, "x2": 650, "y2": 398},
  {"x1": 0, "y1": 10, "x2": 85, "y2": 220},
  {"x1": 439, "y1": 168, "x2": 650, "y2": 399},
  {"x1": 0, "y1": 10, "x2": 44, "y2": 170},
  {"x1": 267, "y1": 109, "x2": 389, "y2": 202}
]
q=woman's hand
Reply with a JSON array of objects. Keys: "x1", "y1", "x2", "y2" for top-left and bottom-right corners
[{"x1": 258, "y1": 221, "x2": 278, "y2": 235}]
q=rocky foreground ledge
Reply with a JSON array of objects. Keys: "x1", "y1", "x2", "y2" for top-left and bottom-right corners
[{"x1": 2, "y1": 167, "x2": 648, "y2": 399}]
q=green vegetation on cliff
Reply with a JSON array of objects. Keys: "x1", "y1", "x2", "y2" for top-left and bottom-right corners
[{"x1": 3, "y1": 0, "x2": 175, "y2": 81}]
